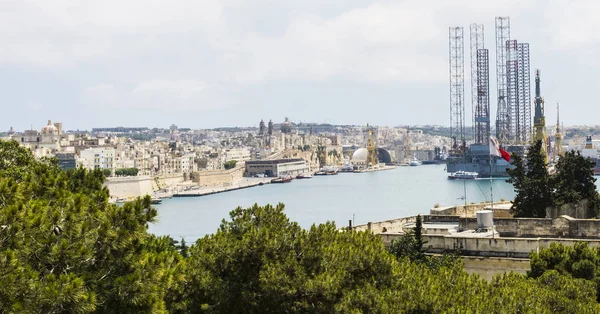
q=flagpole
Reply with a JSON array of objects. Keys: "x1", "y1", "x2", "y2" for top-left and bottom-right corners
[
  {"x1": 489, "y1": 150, "x2": 493, "y2": 211},
  {"x1": 489, "y1": 137, "x2": 494, "y2": 239}
]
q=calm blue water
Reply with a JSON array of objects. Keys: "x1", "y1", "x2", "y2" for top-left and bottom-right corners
[{"x1": 149, "y1": 165, "x2": 524, "y2": 241}]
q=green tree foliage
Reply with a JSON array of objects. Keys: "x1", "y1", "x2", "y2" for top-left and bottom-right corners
[
  {"x1": 508, "y1": 141, "x2": 600, "y2": 218},
  {"x1": 414, "y1": 214, "x2": 425, "y2": 254},
  {"x1": 530, "y1": 242, "x2": 600, "y2": 302},
  {"x1": 0, "y1": 140, "x2": 183, "y2": 312},
  {"x1": 102, "y1": 168, "x2": 112, "y2": 177},
  {"x1": 183, "y1": 204, "x2": 597, "y2": 313},
  {"x1": 316, "y1": 145, "x2": 327, "y2": 167},
  {"x1": 2, "y1": 139, "x2": 599, "y2": 313},
  {"x1": 552, "y1": 150, "x2": 600, "y2": 217},
  {"x1": 184, "y1": 203, "x2": 400, "y2": 313},
  {"x1": 0, "y1": 140, "x2": 41, "y2": 181},
  {"x1": 507, "y1": 140, "x2": 553, "y2": 217},
  {"x1": 389, "y1": 215, "x2": 457, "y2": 269},
  {"x1": 114, "y1": 167, "x2": 139, "y2": 176},
  {"x1": 223, "y1": 160, "x2": 237, "y2": 170}
]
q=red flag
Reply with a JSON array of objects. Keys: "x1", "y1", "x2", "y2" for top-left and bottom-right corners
[{"x1": 489, "y1": 136, "x2": 510, "y2": 162}]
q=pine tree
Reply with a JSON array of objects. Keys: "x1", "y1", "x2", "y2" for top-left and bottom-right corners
[
  {"x1": 507, "y1": 140, "x2": 553, "y2": 217},
  {"x1": 414, "y1": 214, "x2": 426, "y2": 259},
  {"x1": 552, "y1": 150, "x2": 600, "y2": 218},
  {"x1": 179, "y1": 238, "x2": 189, "y2": 258}
]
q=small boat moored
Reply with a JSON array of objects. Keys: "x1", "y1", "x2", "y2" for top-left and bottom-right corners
[
  {"x1": 409, "y1": 156, "x2": 422, "y2": 166},
  {"x1": 271, "y1": 176, "x2": 293, "y2": 183},
  {"x1": 448, "y1": 170, "x2": 479, "y2": 180},
  {"x1": 150, "y1": 197, "x2": 163, "y2": 204},
  {"x1": 296, "y1": 174, "x2": 313, "y2": 179}
]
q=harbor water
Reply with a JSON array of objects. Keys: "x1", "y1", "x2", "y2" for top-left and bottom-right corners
[{"x1": 149, "y1": 164, "x2": 527, "y2": 241}]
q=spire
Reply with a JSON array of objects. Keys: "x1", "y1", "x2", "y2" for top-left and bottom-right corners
[
  {"x1": 556, "y1": 103, "x2": 560, "y2": 134},
  {"x1": 533, "y1": 69, "x2": 548, "y2": 162}
]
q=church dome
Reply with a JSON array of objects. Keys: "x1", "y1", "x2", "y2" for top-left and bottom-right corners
[
  {"x1": 351, "y1": 148, "x2": 368, "y2": 162},
  {"x1": 42, "y1": 120, "x2": 57, "y2": 134}
]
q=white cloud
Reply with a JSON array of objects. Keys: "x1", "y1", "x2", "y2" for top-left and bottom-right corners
[
  {"x1": 543, "y1": 1, "x2": 600, "y2": 48},
  {"x1": 83, "y1": 80, "x2": 225, "y2": 111},
  {"x1": 1, "y1": 0, "x2": 597, "y2": 128},
  {"x1": 0, "y1": 0, "x2": 544, "y2": 82}
]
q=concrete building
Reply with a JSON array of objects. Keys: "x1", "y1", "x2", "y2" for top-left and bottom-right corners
[
  {"x1": 245, "y1": 158, "x2": 310, "y2": 177},
  {"x1": 55, "y1": 152, "x2": 77, "y2": 170},
  {"x1": 353, "y1": 205, "x2": 600, "y2": 280},
  {"x1": 80, "y1": 147, "x2": 116, "y2": 171},
  {"x1": 224, "y1": 148, "x2": 251, "y2": 162}
]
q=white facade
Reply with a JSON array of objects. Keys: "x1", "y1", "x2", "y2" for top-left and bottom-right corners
[
  {"x1": 80, "y1": 147, "x2": 116, "y2": 171},
  {"x1": 245, "y1": 159, "x2": 310, "y2": 177},
  {"x1": 224, "y1": 148, "x2": 251, "y2": 162}
]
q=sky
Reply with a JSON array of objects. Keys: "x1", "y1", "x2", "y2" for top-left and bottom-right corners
[{"x1": 0, "y1": 0, "x2": 597, "y2": 131}]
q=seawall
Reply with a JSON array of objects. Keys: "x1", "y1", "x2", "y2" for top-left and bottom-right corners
[{"x1": 104, "y1": 176, "x2": 153, "y2": 199}]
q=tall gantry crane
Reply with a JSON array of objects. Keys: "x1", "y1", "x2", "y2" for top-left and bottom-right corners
[{"x1": 449, "y1": 26, "x2": 465, "y2": 154}]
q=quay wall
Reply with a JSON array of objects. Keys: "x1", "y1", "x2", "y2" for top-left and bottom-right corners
[
  {"x1": 104, "y1": 176, "x2": 153, "y2": 199},
  {"x1": 152, "y1": 174, "x2": 184, "y2": 191},
  {"x1": 193, "y1": 166, "x2": 244, "y2": 188}
]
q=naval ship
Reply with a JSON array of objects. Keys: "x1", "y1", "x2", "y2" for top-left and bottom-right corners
[{"x1": 445, "y1": 144, "x2": 520, "y2": 177}]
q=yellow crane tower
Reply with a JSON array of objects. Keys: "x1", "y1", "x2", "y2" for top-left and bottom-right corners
[
  {"x1": 533, "y1": 69, "x2": 548, "y2": 163},
  {"x1": 366, "y1": 124, "x2": 378, "y2": 167},
  {"x1": 552, "y1": 103, "x2": 563, "y2": 163}
]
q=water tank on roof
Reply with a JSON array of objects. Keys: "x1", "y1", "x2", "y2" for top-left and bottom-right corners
[{"x1": 476, "y1": 210, "x2": 494, "y2": 229}]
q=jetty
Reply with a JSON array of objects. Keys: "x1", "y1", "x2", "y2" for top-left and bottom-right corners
[{"x1": 173, "y1": 178, "x2": 271, "y2": 197}]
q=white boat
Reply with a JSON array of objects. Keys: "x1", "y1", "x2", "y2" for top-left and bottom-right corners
[
  {"x1": 448, "y1": 170, "x2": 479, "y2": 180},
  {"x1": 150, "y1": 197, "x2": 163, "y2": 204},
  {"x1": 409, "y1": 156, "x2": 422, "y2": 166}
]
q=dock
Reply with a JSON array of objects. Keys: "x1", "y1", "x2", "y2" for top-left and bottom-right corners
[{"x1": 173, "y1": 178, "x2": 272, "y2": 197}]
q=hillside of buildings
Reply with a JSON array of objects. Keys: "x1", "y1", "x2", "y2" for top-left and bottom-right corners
[{"x1": 0, "y1": 119, "x2": 452, "y2": 199}]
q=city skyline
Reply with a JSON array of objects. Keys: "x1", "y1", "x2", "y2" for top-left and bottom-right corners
[{"x1": 1, "y1": 1, "x2": 598, "y2": 130}]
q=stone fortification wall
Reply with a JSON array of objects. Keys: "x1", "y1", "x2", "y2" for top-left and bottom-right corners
[
  {"x1": 353, "y1": 216, "x2": 417, "y2": 234},
  {"x1": 104, "y1": 176, "x2": 153, "y2": 199},
  {"x1": 431, "y1": 202, "x2": 512, "y2": 218},
  {"x1": 459, "y1": 215, "x2": 600, "y2": 239},
  {"x1": 193, "y1": 166, "x2": 244, "y2": 188},
  {"x1": 429, "y1": 235, "x2": 600, "y2": 258},
  {"x1": 461, "y1": 256, "x2": 530, "y2": 281},
  {"x1": 380, "y1": 233, "x2": 600, "y2": 258},
  {"x1": 152, "y1": 174, "x2": 184, "y2": 191},
  {"x1": 360, "y1": 214, "x2": 600, "y2": 240},
  {"x1": 547, "y1": 199, "x2": 591, "y2": 219},
  {"x1": 423, "y1": 215, "x2": 460, "y2": 223}
]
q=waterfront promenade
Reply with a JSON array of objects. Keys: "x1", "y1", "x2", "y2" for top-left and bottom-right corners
[
  {"x1": 173, "y1": 177, "x2": 272, "y2": 197},
  {"x1": 169, "y1": 165, "x2": 397, "y2": 197}
]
